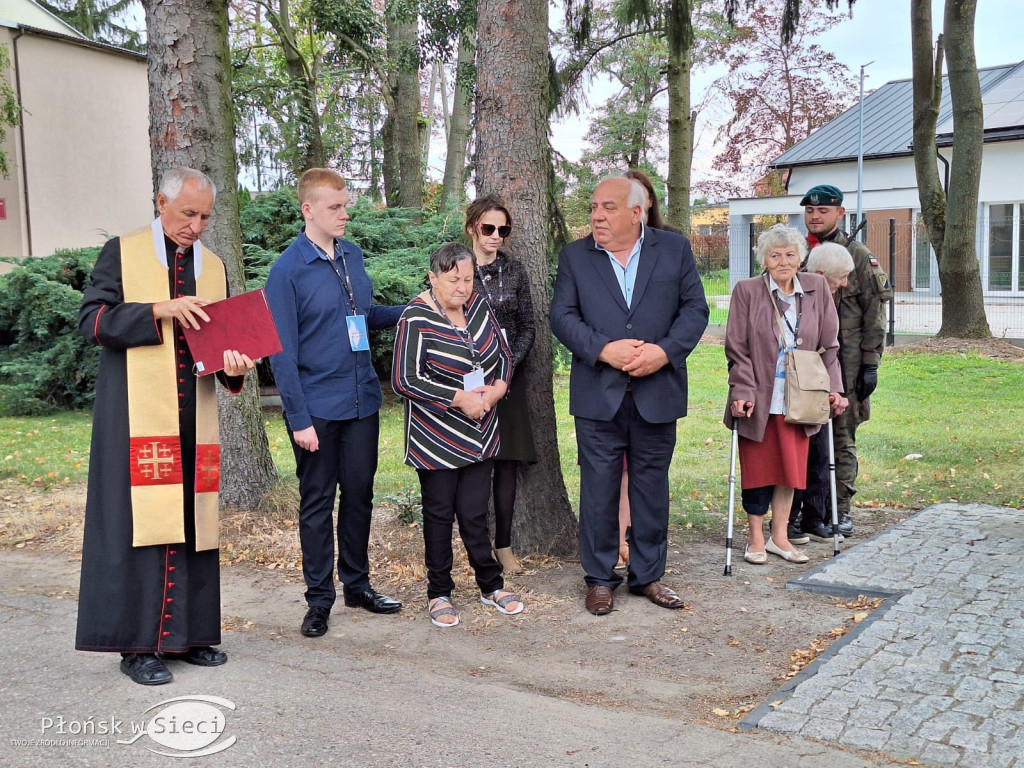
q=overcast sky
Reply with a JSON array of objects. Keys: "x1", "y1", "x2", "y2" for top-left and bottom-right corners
[{"x1": 549, "y1": 0, "x2": 1021, "y2": 185}]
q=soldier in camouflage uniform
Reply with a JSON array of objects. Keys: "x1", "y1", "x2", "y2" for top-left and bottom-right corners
[{"x1": 790, "y1": 185, "x2": 892, "y2": 539}]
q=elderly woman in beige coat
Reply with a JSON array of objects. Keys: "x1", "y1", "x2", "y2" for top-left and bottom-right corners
[{"x1": 724, "y1": 225, "x2": 847, "y2": 565}]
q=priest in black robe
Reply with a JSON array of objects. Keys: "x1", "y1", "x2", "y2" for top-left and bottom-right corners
[{"x1": 75, "y1": 167, "x2": 254, "y2": 685}]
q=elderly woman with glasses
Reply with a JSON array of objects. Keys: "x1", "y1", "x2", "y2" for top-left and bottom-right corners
[
  {"x1": 392, "y1": 242, "x2": 524, "y2": 627},
  {"x1": 723, "y1": 225, "x2": 847, "y2": 565},
  {"x1": 463, "y1": 196, "x2": 537, "y2": 575}
]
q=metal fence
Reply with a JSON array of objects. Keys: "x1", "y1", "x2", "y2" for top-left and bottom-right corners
[{"x1": 695, "y1": 217, "x2": 1024, "y2": 340}]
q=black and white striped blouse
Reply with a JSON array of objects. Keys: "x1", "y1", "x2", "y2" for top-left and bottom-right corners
[{"x1": 392, "y1": 293, "x2": 512, "y2": 470}]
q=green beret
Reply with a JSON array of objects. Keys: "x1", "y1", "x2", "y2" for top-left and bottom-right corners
[{"x1": 799, "y1": 184, "x2": 844, "y2": 207}]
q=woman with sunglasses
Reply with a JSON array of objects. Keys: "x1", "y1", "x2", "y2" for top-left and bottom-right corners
[{"x1": 465, "y1": 195, "x2": 537, "y2": 574}]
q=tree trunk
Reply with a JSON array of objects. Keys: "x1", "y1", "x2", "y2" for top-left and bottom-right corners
[
  {"x1": 262, "y1": 0, "x2": 325, "y2": 176},
  {"x1": 381, "y1": 113, "x2": 401, "y2": 206},
  {"x1": 665, "y1": 0, "x2": 693, "y2": 234},
  {"x1": 476, "y1": 0, "x2": 577, "y2": 557},
  {"x1": 145, "y1": 0, "x2": 277, "y2": 509},
  {"x1": 937, "y1": 0, "x2": 989, "y2": 338},
  {"x1": 910, "y1": 0, "x2": 990, "y2": 338},
  {"x1": 367, "y1": 97, "x2": 382, "y2": 202},
  {"x1": 422, "y1": 62, "x2": 438, "y2": 166},
  {"x1": 910, "y1": 3, "x2": 946, "y2": 263},
  {"x1": 439, "y1": 39, "x2": 473, "y2": 211},
  {"x1": 386, "y1": 11, "x2": 423, "y2": 210}
]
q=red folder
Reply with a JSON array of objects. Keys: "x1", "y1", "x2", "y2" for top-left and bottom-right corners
[{"x1": 181, "y1": 288, "x2": 283, "y2": 375}]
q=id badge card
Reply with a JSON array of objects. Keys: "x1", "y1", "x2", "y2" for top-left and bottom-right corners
[
  {"x1": 347, "y1": 314, "x2": 370, "y2": 351},
  {"x1": 463, "y1": 366, "x2": 485, "y2": 390}
]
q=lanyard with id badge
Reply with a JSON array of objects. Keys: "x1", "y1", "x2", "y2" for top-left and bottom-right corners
[
  {"x1": 429, "y1": 290, "x2": 485, "y2": 390},
  {"x1": 318, "y1": 237, "x2": 370, "y2": 352}
]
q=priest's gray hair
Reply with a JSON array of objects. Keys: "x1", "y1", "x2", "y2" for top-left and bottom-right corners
[
  {"x1": 755, "y1": 224, "x2": 807, "y2": 267},
  {"x1": 599, "y1": 175, "x2": 648, "y2": 218},
  {"x1": 160, "y1": 167, "x2": 217, "y2": 203},
  {"x1": 806, "y1": 242, "x2": 854, "y2": 279}
]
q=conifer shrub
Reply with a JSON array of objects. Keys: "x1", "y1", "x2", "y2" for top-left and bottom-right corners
[
  {"x1": 0, "y1": 249, "x2": 101, "y2": 415},
  {"x1": 0, "y1": 192, "x2": 464, "y2": 413}
]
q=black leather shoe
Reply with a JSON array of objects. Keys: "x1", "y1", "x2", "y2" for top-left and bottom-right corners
[
  {"x1": 343, "y1": 588, "x2": 402, "y2": 614},
  {"x1": 838, "y1": 514, "x2": 854, "y2": 536},
  {"x1": 120, "y1": 653, "x2": 173, "y2": 686},
  {"x1": 301, "y1": 606, "x2": 331, "y2": 637},
  {"x1": 787, "y1": 524, "x2": 810, "y2": 545},
  {"x1": 159, "y1": 646, "x2": 227, "y2": 667},
  {"x1": 804, "y1": 523, "x2": 844, "y2": 543}
]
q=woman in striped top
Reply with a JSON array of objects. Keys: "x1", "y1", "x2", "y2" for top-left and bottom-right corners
[{"x1": 392, "y1": 243, "x2": 524, "y2": 627}]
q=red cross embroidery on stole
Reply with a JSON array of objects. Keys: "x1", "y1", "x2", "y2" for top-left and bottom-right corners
[
  {"x1": 195, "y1": 444, "x2": 221, "y2": 493},
  {"x1": 130, "y1": 436, "x2": 183, "y2": 485}
]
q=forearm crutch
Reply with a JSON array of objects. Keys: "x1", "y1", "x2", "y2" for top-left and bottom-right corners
[
  {"x1": 724, "y1": 416, "x2": 739, "y2": 576},
  {"x1": 826, "y1": 399, "x2": 842, "y2": 557}
]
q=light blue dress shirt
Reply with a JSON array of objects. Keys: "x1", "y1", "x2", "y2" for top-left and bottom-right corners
[{"x1": 597, "y1": 225, "x2": 646, "y2": 308}]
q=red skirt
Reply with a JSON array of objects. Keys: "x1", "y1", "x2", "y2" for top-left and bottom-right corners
[{"x1": 739, "y1": 414, "x2": 810, "y2": 490}]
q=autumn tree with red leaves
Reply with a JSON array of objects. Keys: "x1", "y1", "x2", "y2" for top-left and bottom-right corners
[{"x1": 703, "y1": 0, "x2": 855, "y2": 198}]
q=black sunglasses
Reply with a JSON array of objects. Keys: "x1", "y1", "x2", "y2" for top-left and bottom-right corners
[{"x1": 479, "y1": 223, "x2": 512, "y2": 238}]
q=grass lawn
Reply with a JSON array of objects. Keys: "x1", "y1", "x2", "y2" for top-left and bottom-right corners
[{"x1": 3, "y1": 344, "x2": 1022, "y2": 527}]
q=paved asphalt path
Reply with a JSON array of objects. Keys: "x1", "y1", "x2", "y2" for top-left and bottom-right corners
[{"x1": 0, "y1": 556, "x2": 902, "y2": 768}]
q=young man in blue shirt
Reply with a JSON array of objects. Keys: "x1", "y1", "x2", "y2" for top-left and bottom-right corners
[{"x1": 266, "y1": 169, "x2": 405, "y2": 637}]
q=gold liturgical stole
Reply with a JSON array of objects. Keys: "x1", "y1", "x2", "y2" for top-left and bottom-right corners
[{"x1": 120, "y1": 220, "x2": 225, "y2": 550}]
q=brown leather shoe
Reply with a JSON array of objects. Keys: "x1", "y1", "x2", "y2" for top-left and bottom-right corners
[
  {"x1": 641, "y1": 581, "x2": 686, "y2": 609},
  {"x1": 585, "y1": 585, "x2": 614, "y2": 615}
]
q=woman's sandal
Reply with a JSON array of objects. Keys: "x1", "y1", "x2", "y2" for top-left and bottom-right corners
[
  {"x1": 615, "y1": 540, "x2": 630, "y2": 569},
  {"x1": 428, "y1": 596, "x2": 460, "y2": 628},
  {"x1": 480, "y1": 589, "x2": 524, "y2": 616}
]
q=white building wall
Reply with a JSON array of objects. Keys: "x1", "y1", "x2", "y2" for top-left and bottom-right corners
[
  {"x1": 979, "y1": 142, "x2": 1024, "y2": 202},
  {"x1": 17, "y1": 32, "x2": 151, "y2": 257}
]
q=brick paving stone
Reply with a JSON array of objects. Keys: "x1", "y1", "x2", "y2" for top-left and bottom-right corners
[
  {"x1": 974, "y1": 716, "x2": 1016, "y2": 739},
  {"x1": 757, "y1": 710, "x2": 809, "y2": 732},
  {"x1": 755, "y1": 504, "x2": 1024, "y2": 768},
  {"x1": 799, "y1": 717, "x2": 845, "y2": 742},
  {"x1": 854, "y1": 700, "x2": 897, "y2": 729},
  {"x1": 948, "y1": 727, "x2": 993, "y2": 753},
  {"x1": 883, "y1": 733, "x2": 930, "y2": 756},
  {"x1": 919, "y1": 740, "x2": 962, "y2": 767},
  {"x1": 843, "y1": 726, "x2": 891, "y2": 752}
]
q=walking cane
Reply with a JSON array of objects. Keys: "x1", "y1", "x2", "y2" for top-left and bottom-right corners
[
  {"x1": 827, "y1": 397, "x2": 842, "y2": 557},
  {"x1": 724, "y1": 416, "x2": 739, "y2": 576}
]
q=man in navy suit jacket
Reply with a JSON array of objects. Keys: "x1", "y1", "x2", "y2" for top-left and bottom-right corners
[{"x1": 551, "y1": 176, "x2": 709, "y2": 615}]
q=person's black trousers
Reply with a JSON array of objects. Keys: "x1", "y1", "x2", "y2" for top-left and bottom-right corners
[
  {"x1": 575, "y1": 391, "x2": 677, "y2": 590},
  {"x1": 793, "y1": 426, "x2": 830, "y2": 530},
  {"x1": 289, "y1": 412, "x2": 379, "y2": 609},
  {"x1": 417, "y1": 460, "x2": 503, "y2": 600}
]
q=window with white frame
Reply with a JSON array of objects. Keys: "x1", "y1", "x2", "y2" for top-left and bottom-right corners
[{"x1": 987, "y1": 203, "x2": 1024, "y2": 293}]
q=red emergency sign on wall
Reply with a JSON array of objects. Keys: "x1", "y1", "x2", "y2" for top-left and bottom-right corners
[{"x1": 0, "y1": 198, "x2": 6, "y2": 220}]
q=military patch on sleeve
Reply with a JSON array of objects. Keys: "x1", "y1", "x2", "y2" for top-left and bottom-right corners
[{"x1": 869, "y1": 257, "x2": 880, "y2": 267}]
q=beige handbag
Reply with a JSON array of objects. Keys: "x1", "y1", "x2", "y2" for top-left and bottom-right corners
[
  {"x1": 767, "y1": 277, "x2": 831, "y2": 425},
  {"x1": 782, "y1": 348, "x2": 831, "y2": 425}
]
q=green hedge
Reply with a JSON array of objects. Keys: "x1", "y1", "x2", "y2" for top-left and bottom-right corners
[
  {"x1": 0, "y1": 193, "x2": 465, "y2": 415},
  {"x1": 0, "y1": 249, "x2": 101, "y2": 415}
]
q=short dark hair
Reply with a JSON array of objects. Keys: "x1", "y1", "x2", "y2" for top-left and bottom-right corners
[
  {"x1": 464, "y1": 195, "x2": 512, "y2": 238},
  {"x1": 430, "y1": 242, "x2": 476, "y2": 275}
]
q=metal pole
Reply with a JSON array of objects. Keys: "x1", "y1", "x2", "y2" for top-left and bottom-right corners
[
  {"x1": 724, "y1": 417, "x2": 739, "y2": 576},
  {"x1": 888, "y1": 218, "x2": 896, "y2": 346},
  {"x1": 856, "y1": 61, "x2": 874, "y2": 243},
  {"x1": 748, "y1": 222, "x2": 756, "y2": 277}
]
